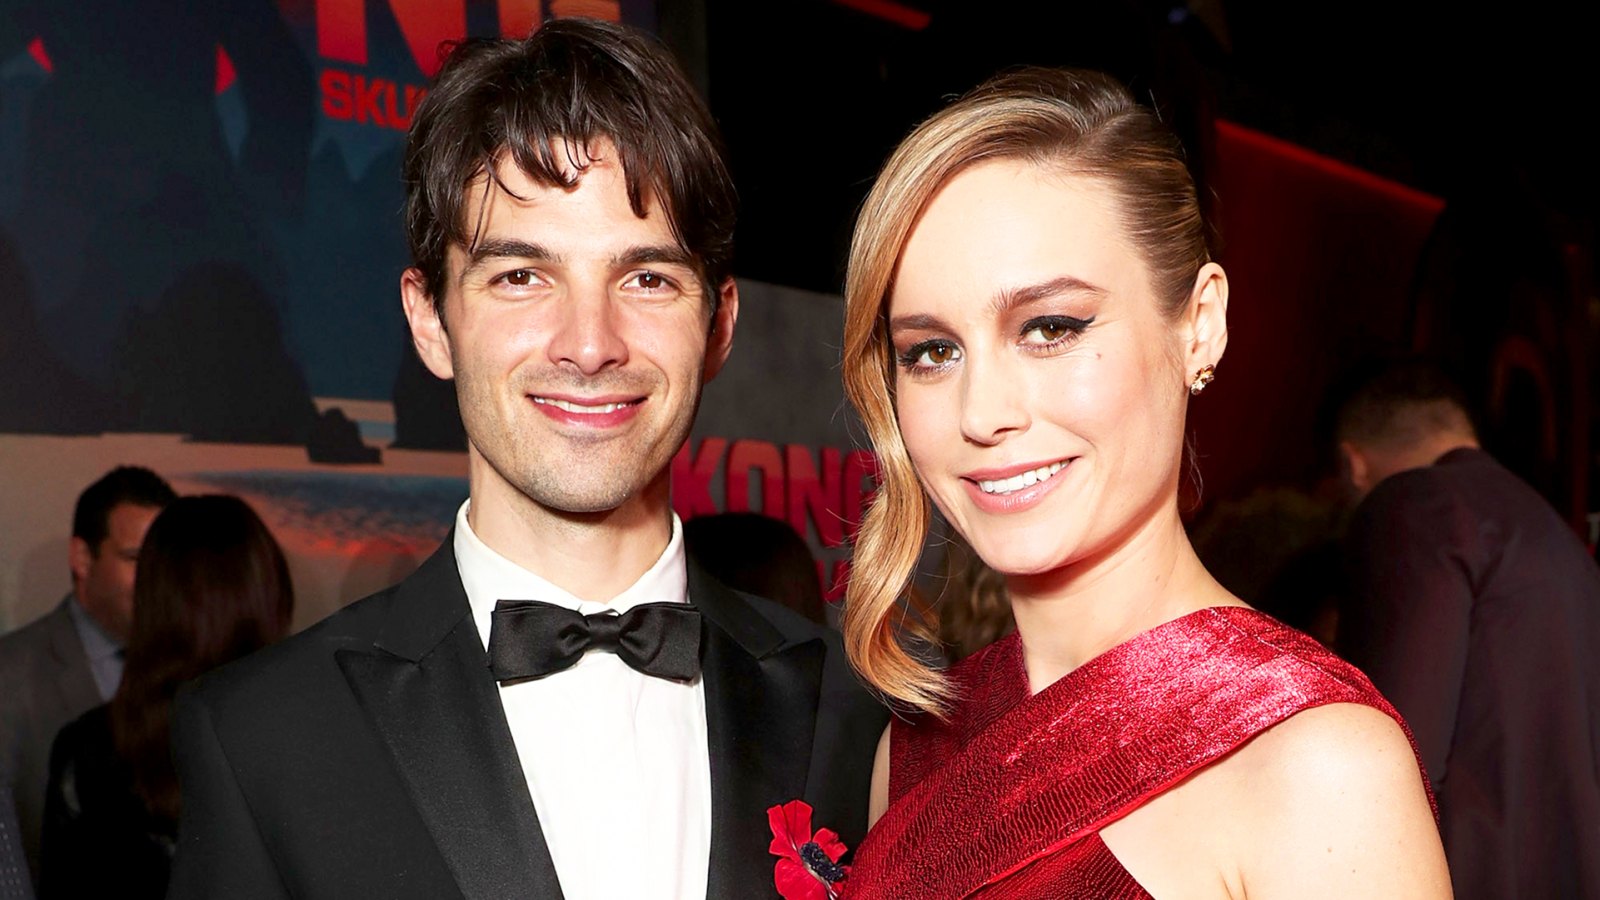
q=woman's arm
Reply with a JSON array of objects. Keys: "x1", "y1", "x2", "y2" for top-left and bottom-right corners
[
  {"x1": 867, "y1": 725, "x2": 891, "y2": 828},
  {"x1": 1235, "y1": 703, "x2": 1451, "y2": 898}
]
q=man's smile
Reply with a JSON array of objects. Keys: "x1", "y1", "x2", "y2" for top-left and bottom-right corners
[
  {"x1": 530, "y1": 395, "x2": 645, "y2": 414},
  {"x1": 529, "y1": 392, "x2": 647, "y2": 428}
]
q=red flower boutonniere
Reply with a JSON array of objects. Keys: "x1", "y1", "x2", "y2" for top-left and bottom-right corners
[{"x1": 767, "y1": 799, "x2": 849, "y2": 900}]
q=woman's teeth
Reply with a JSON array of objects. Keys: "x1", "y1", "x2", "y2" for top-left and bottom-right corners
[{"x1": 977, "y1": 461, "x2": 1066, "y2": 495}]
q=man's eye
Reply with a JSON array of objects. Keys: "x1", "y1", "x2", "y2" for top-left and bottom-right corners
[
  {"x1": 629, "y1": 271, "x2": 673, "y2": 291},
  {"x1": 503, "y1": 269, "x2": 535, "y2": 286}
]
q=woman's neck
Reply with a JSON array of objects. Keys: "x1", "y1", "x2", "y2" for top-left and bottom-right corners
[{"x1": 1004, "y1": 504, "x2": 1240, "y2": 693}]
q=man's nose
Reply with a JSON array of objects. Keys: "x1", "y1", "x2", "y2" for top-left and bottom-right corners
[{"x1": 546, "y1": 285, "x2": 629, "y2": 375}]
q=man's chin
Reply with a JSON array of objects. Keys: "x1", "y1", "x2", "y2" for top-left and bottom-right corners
[
  {"x1": 540, "y1": 496, "x2": 631, "y2": 518},
  {"x1": 519, "y1": 478, "x2": 645, "y2": 519}
]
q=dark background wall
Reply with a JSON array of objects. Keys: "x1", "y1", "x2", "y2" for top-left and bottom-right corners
[{"x1": 1, "y1": 0, "x2": 1593, "y2": 631}]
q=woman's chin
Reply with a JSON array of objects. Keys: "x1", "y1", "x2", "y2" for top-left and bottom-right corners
[{"x1": 963, "y1": 537, "x2": 1080, "y2": 582}]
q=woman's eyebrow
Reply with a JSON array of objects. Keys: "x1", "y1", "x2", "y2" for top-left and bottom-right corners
[
  {"x1": 887, "y1": 312, "x2": 951, "y2": 334},
  {"x1": 990, "y1": 276, "x2": 1107, "y2": 315}
]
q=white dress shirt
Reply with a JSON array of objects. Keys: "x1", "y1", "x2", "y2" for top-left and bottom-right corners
[
  {"x1": 66, "y1": 594, "x2": 124, "y2": 701},
  {"x1": 453, "y1": 502, "x2": 712, "y2": 900}
]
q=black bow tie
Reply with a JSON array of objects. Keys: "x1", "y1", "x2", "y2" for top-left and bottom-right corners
[{"x1": 487, "y1": 599, "x2": 702, "y2": 683}]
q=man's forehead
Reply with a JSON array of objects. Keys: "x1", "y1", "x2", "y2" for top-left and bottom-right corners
[
  {"x1": 105, "y1": 502, "x2": 160, "y2": 544},
  {"x1": 449, "y1": 152, "x2": 694, "y2": 270},
  {"x1": 463, "y1": 157, "x2": 665, "y2": 229},
  {"x1": 466, "y1": 137, "x2": 665, "y2": 212}
]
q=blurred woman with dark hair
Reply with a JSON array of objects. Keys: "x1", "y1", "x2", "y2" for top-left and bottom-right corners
[{"x1": 39, "y1": 495, "x2": 293, "y2": 900}]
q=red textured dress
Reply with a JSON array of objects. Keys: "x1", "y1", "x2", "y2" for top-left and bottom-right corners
[{"x1": 843, "y1": 607, "x2": 1432, "y2": 899}]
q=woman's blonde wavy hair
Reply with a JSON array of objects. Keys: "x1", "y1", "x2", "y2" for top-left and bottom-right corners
[{"x1": 841, "y1": 67, "x2": 1212, "y2": 715}]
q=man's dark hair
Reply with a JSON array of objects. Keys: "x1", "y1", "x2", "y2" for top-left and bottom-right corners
[
  {"x1": 403, "y1": 18, "x2": 736, "y2": 317},
  {"x1": 72, "y1": 466, "x2": 177, "y2": 552},
  {"x1": 1335, "y1": 362, "x2": 1477, "y2": 450}
]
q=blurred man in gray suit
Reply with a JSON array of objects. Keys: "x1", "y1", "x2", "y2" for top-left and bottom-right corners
[{"x1": 0, "y1": 466, "x2": 174, "y2": 885}]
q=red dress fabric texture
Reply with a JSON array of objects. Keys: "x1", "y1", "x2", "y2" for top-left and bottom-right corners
[{"x1": 844, "y1": 607, "x2": 1432, "y2": 899}]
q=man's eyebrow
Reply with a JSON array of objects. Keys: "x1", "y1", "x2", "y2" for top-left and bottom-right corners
[
  {"x1": 459, "y1": 238, "x2": 558, "y2": 284},
  {"x1": 613, "y1": 244, "x2": 696, "y2": 270},
  {"x1": 990, "y1": 276, "x2": 1107, "y2": 314}
]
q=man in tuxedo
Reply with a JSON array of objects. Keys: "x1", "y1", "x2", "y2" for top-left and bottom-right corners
[
  {"x1": 166, "y1": 18, "x2": 886, "y2": 900},
  {"x1": 0, "y1": 465, "x2": 174, "y2": 885},
  {"x1": 1337, "y1": 365, "x2": 1600, "y2": 899}
]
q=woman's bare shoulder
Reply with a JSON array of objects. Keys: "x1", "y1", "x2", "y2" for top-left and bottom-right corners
[
  {"x1": 1221, "y1": 702, "x2": 1450, "y2": 898},
  {"x1": 1232, "y1": 702, "x2": 1417, "y2": 784}
]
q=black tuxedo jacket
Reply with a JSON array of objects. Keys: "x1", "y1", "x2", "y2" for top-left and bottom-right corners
[{"x1": 166, "y1": 538, "x2": 886, "y2": 899}]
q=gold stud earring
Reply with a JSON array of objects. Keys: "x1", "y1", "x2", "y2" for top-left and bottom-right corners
[{"x1": 1189, "y1": 364, "x2": 1216, "y2": 395}]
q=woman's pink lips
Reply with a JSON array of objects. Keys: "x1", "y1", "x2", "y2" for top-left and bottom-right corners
[
  {"x1": 959, "y1": 458, "x2": 1074, "y2": 514},
  {"x1": 960, "y1": 457, "x2": 1074, "y2": 482}
]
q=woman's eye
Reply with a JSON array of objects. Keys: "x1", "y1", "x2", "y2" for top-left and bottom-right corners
[
  {"x1": 898, "y1": 340, "x2": 961, "y2": 371},
  {"x1": 1021, "y1": 315, "x2": 1094, "y2": 345},
  {"x1": 1030, "y1": 321, "x2": 1069, "y2": 342}
]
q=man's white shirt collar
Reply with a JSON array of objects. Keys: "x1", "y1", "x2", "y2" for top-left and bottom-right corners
[{"x1": 452, "y1": 499, "x2": 690, "y2": 650}]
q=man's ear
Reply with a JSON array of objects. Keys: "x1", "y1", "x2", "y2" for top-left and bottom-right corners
[
  {"x1": 1339, "y1": 441, "x2": 1372, "y2": 496},
  {"x1": 68, "y1": 536, "x2": 92, "y2": 585},
  {"x1": 702, "y1": 278, "x2": 739, "y2": 382},
  {"x1": 1182, "y1": 262, "x2": 1229, "y2": 381},
  {"x1": 401, "y1": 267, "x2": 455, "y2": 380}
]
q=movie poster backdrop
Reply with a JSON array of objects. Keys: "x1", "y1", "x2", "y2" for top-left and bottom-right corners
[{"x1": 0, "y1": 1, "x2": 875, "y2": 632}]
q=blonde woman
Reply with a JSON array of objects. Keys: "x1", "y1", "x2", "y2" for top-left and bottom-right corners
[{"x1": 837, "y1": 69, "x2": 1449, "y2": 898}]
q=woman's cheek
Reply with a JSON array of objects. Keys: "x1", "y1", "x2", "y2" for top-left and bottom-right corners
[
  {"x1": 898, "y1": 389, "x2": 959, "y2": 494},
  {"x1": 896, "y1": 393, "x2": 941, "y2": 471}
]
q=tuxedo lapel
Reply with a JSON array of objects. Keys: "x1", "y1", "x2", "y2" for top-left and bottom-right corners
[
  {"x1": 691, "y1": 561, "x2": 826, "y2": 900},
  {"x1": 336, "y1": 540, "x2": 565, "y2": 900}
]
